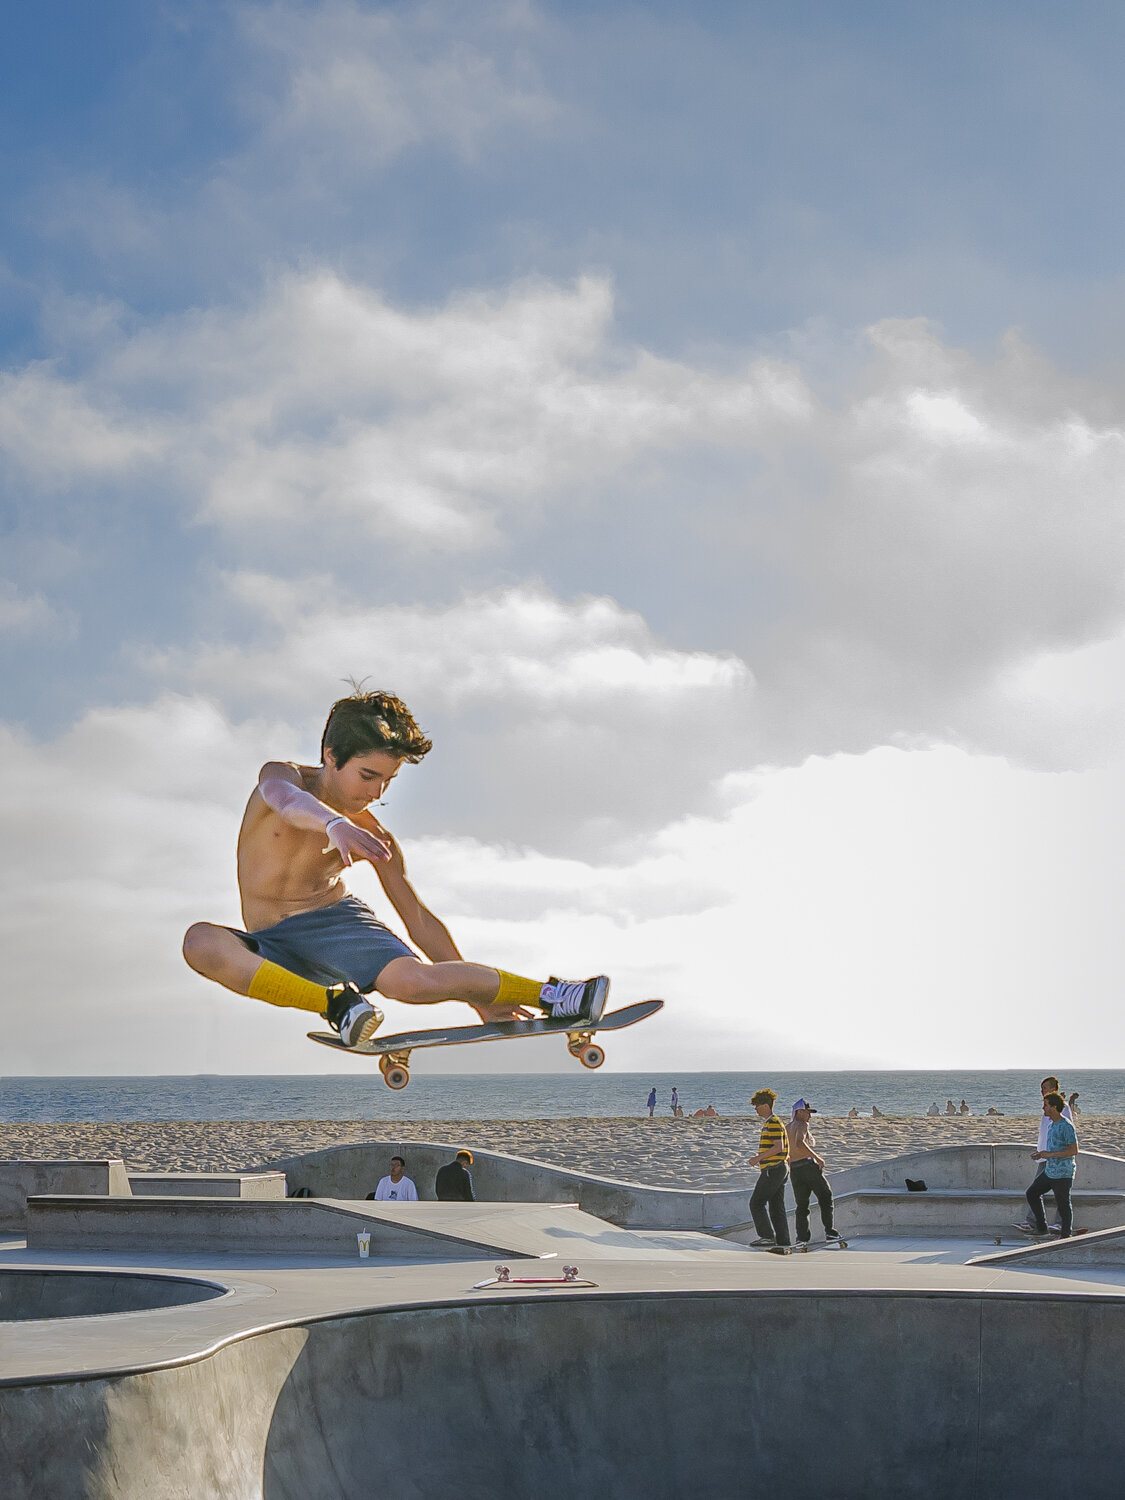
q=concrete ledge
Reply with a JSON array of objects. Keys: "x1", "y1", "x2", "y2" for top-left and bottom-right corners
[
  {"x1": 0, "y1": 1161, "x2": 131, "y2": 1234},
  {"x1": 128, "y1": 1172, "x2": 287, "y2": 1200}
]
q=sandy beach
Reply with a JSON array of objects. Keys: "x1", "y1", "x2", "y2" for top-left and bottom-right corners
[{"x1": 0, "y1": 1113, "x2": 1119, "y2": 1188}]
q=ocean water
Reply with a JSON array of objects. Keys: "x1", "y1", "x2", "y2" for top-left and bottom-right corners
[{"x1": 0, "y1": 1070, "x2": 1120, "y2": 1123}]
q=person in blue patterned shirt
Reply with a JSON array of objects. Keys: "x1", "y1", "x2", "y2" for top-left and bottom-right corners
[{"x1": 1025, "y1": 1092, "x2": 1078, "y2": 1237}]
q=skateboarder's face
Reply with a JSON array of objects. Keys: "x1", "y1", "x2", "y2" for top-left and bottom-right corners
[{"x1": 324, "y1": 748, "x2": 404, "y2": 813}]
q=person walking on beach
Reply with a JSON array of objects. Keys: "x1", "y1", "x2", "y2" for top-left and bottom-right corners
[
  {"x1": 182, "y1": 689, "x2": 609, "y2": 1048},
  {"x1": 1014, "y1": 1076, "x2": 1074, "y2": 1234},
  {"x1": 435, "y1": 1150, "x2": 475, "y2": 1202},
  {"x1": 670, "y1": 1086, "x2": 679, "y2": 1115},
  {"x1": 371, "y1": 1156, "x2": 418, "y2": 1201},
  {"x1": 789, "y1": 1100, "x2": 841, "y2": 1246},
  {"x1": 1023, "y1": 1093, "x2": 1079, "y2": 1237},
  {"x1": 747, "y1": 1088, "x2": 791, "y2": 1249},
  {"x1": 646, "y1": 1087, "x2": 657, "y2": 1118}
]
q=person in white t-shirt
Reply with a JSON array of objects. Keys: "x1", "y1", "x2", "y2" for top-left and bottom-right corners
[
  {"x1": 1013, "y1": 1076, "x2": 1073, "y2": 1233},
  {"x1": 371, "y1": 1156, "x2": 419, "y2": 1202}
]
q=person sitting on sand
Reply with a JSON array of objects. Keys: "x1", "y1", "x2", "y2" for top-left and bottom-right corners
[
  {"x1": 747, "y1": 1088, "x2": 791, "y2": 1249},
  {"x1": 182, "y1": 689, "x2": 609, "y2": 1047},
  {"x1": 871, "y1": 1104, "x2": 885, "y2": 1119},
  {"x1": 846, "y1": 1107, "x2": 859, "y2": 1119},
  {"x1": 704, "y1": 1104, "x2": 718, "y2": 1116},
  {"x1": 986, "y1": 1106, "x2": 1003, "y2": 1116},
  {"x1": 926, "y1": 1103, "x2": 940, "y2": 1117},
  {"x1": 945, "y1": 1100, "x2": 957, "y2": 1115},
  {"x1": 959, "y1": 1099, "x2": 971, "y2": 1115}
]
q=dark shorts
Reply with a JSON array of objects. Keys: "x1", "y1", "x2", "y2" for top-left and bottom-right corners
[{"x1": 231, "y1": 895, "x2": 417, "y2": 993}]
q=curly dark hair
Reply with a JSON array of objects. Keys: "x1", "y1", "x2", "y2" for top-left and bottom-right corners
[
  {"x1": 750, "y1": 1088, "x2": 778, "y2": 1109},
  {"x1": 320, "y1": 690, "x2": 433, "y2": 768}
]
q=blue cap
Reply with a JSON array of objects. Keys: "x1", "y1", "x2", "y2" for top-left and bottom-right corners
[{"x1": 792, "y1": 1099, "x2": 817, "y2": 1113}]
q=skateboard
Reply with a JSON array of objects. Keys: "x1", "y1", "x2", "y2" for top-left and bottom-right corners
[
  {"x1": 308, "y1": 997, "x2": 664, "y2": 1089},
  {"x1": 1013, "y1": 1224, "x2": 1087, "y2": 1240},
  {"x1": 472, "y1": 1263, "x2": 597, "y2": 1289},
  {"x1": 749, "y1": 1239, "x2": 848, "y2": 1255}
]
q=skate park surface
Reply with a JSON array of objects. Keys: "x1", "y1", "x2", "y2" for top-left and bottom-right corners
[{"x1": 4, "y1": 1142, "x2": 1125, "y2": 1498}]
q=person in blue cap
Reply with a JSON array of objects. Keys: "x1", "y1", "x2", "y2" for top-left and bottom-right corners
[{"x1": 789, "y1": 1099, "x2": 841, "y2": 1246}]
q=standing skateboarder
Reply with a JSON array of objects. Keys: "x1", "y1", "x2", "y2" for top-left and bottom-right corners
[
  {"x1": 747, "y1": 1088, "x2": 791, "y2": 1249},
  {"x1": 788, "y1": 1099, "x2": 842, "y2": 1246},
  {"x1": 183, "y1": 689, "x2": 609, "y2": 1046}
]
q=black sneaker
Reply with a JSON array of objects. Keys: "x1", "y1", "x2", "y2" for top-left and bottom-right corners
[
  {"x1": 749, "y1": 1236, "x2": 777, "y2": 1248},
  {"x1": 825, "y1": 1229, "x2": 841, "y2": 1241},
  {"x1": 324, "y1": 982, "x2": 383, "y2": 1048},
  {"x1": 540, "y1": 975, "x2": 610, "y2": 1024}
]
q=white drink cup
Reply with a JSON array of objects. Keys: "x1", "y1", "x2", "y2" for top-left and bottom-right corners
[{"x1": 357, "y1": 1230, "x2": 371, "y2": 1259}]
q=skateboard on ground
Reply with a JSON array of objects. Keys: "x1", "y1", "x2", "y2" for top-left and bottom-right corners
[
  {"x1": 472, "y1": 1263, "x2": 598, "y2": 1289},
  {"x1": 308, "y1": 997, "x2": 664, "y2": 1090},
  {"x1": 749, "y1": 1239, "x2": 848, "y2": 1255}
]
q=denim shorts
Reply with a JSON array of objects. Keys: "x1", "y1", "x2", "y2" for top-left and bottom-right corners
[{"x1": 231, "y1": 895, "x2": 416, "y2": 993}]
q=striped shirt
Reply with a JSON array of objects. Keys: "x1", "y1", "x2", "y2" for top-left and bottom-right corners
[{"x1": 757, "y1": 1114, "x2": 789, "y2": 1167}]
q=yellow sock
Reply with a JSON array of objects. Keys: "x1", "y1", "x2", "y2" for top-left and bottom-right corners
[
  {"x1": 495, "y1": 970, "x2": 547, "y2": 1009},
  {"x1": 248, "y1": 960, "x2": 328, "y2": 1014}
]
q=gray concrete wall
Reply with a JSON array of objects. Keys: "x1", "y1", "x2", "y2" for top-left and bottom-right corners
[
  {"x1": 0, "y1": 1160, "x2": 131, "y2": 1234},
  {"x1": 4, "y1": 1289, "x2": 1125, "y2": 1498},
  {"x1": 267, "y1": 1138, "x2": 750, "y2": 1228},
  {"x1": 24, "y1": 1195, "x2": 539, "y2": 1260},
  {"x1": 129, "y1": 1173, "x2": 287, "y2": 1199}
]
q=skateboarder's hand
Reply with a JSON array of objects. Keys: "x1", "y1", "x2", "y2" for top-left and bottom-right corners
[
  {"x1": 323, "y1": 818, "x2": 392, "y2": 866},
  {"x1": 472, "y1": 998, "x2": 536, "y2": 1023}
]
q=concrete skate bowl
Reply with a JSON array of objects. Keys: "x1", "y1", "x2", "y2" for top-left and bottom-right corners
[
  {"x1": 256, "y1": 1291, "x2": 1125, "y2": 1498},
  {"x1": 6, "y1": 1288, "x2": 1125, "y2": 1498},
  {"x1": 0, "y1": 1268, "x2": 225, "y2": 1321}
]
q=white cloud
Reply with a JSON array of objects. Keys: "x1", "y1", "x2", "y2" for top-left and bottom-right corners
[
  {"x1": 242, "y1": 0, "x2": 555, "y2": 166},
  {"x1": 0, "y1": 581, "x2": 63, "y2": 635},
  {"x1": 149, "y1": 580, "x2": 757, "y2": 849},
  {"x1": 3, "y1": 690, "x2": 1118, "y2": 1073}
]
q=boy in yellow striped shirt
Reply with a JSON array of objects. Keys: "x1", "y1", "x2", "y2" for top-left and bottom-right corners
[{"x1": 747, "y1": 1087, "x2": 791, "y2": 1249}]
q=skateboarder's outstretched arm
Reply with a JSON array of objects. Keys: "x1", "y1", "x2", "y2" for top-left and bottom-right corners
[
  {"x1": 358, "y1": 812, "x2": 462, "y2": 963},
  {"x1": 258, "y1": 763, "x2": 392, "y2": 866}
]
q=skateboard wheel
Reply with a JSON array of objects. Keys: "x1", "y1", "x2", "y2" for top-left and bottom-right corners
[
  {"x1": 383, "y1": 1064, "x2": 410, "y2": 1090},
  {"x1": 563, "y1": 1265, "x2": 579, "y2": 1280},
  {"x1": 577, "y1": 1043, "x2": 605, "y2": 1069},
  {"x1": 377, "y1": 1055, "x2": 391, "y2": 1075},
  {"x1": 495, "y1": 1265, "x2": 510, "y2": 1281}
]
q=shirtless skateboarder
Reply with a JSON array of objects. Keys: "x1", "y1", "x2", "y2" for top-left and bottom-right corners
[{"x1": 183, "y1": 689, "x2": 609, "y2": 1047}]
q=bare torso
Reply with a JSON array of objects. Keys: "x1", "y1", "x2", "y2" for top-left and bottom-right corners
[
  {"x1": 237, "y1": 763, "x2": 359, "y2": 930},
  {"x1": 788, "y1": 1117, "x2": 817, "y2": 1164}
]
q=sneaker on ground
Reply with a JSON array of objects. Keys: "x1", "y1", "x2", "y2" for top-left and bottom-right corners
[
  {"x1": 825, "y1": 1230, "x2": 841, "y2": 1241},
  {"x1": 324, "y1": 982, "x2": 384, "y2": 1048},
  {"x1": 539, "y1": 974, "x2": 610, "y2": 1024},
  {"x1": 1012, "y1": 1220, "x2": 1037, "y2": 1232},
  {"x1": 749, "y1": 1237, "x2": 777, "y2": 1248}
]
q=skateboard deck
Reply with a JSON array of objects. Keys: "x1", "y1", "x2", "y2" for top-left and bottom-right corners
[
  {"x1": 748, "y1": 1240, "x2": 848, "y2": 1255},
  {"x1": 473, "y1": 1263, "x2": 597, "y2": 1289},
  {"x1": 308, "y1": 998, "x2": 663, "y2": 1089}
]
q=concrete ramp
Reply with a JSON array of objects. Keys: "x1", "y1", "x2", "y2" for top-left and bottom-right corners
[
  {"x1": 971, "y1": 1224, "x2": 1125, "y2": 1269},
  {"x1": 23, "y1": 1196, "x2": 719, "y2": 1261}
]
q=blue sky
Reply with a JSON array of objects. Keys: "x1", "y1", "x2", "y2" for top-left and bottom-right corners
[{"x1": 3, "y1": 1, "x2": 1125, "y2": 1073}]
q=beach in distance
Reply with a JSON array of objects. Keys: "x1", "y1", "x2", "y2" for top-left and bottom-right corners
[{"x1": 3, "y1": 1113, "x2": 1125, "y2": 1191}]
